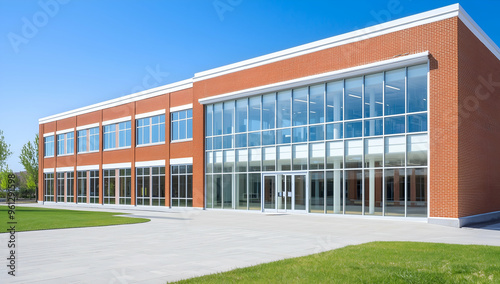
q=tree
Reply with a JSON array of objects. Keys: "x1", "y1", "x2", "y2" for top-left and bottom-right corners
[
  {"x1": 19, "y1": 134, "x2": 39, "y2": 199},
  {"x1": 0, "y1": 167, "x2": 17, "y2": 198},
  {"x1": 0, "y1": 129, "x2": 12, "y2": 171}
]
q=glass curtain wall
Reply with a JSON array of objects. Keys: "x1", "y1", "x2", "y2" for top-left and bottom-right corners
[{"x1": 205, "y1": 63, "x2": 428, "y2": 217}]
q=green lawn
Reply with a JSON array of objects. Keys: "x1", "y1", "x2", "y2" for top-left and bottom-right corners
[
  {"x1": 175, "y1": 242, "x2": 500, "y2": 283},
  {"x1": 0, "y1": 206, "x2": 149, "y2": 233}
]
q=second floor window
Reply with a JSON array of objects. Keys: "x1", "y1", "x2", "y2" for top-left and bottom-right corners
[
  {"x1": 44, "y1": 135, "x2": 54, "y2": 157},
  {"x1": 137, "y1": 114, "x2": 165, "y2": 146},
  {"x1": 57, "y1": 132, "x2": 74, "y2": 155},
  {"x1": 171, "y1": 109, "x2": 193, "y2": 141},
  {"x1": 78, "y1": 127, "x2": 99, "y2": 153},
  {"x1": 104, "y1": 121, "x2": 131, "y2": 150}
]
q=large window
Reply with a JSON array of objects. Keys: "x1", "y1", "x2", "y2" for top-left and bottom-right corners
[
  {"x1": 103, "y1": 169, "x2": 116, "y2": 204},
  {"x1": 104, "y1": 121, "x2": 131, "y2": 150},
  {"x1": 57, "y1": 132, "x2": 74, "y2": 156},
  {"x1": 171, "y1": 164, "x2": 193, "y2": 207},
  {"x1": 44, "y1": 173, "x2": 54, "y2": 201},
  {"x1": 44, "y1": 136, "x2": 54, "y2": 157},
  {"x1": 57, "y1": 173, "x2": 65, "y2": 202},
  {"x1": 137, "y1": 114, "x2": 165, "y2": 145},
  {"x1": 205, "y1": 63, "x2": 428, "y2": 217},
  {"x1": 136, "y1": 167, "x2": 165, "y2": 206},
  {"x1": 77, "y1": 171, "x2": 87, "y2": 203},
  {"x1": 78, "y1": 127, "x2": 99, "y2": 153},
  {"x1": 119, "y1": 169, "x2": 132, "y2": 205},
  {"x1": 171, "y1": 109, "x2": 193, "y2": 141},
  {"x1": 66, "y1": 172, "x2": 74, "y2": 203},
  {"x1": 89, "y1": 170, "x2": 99, "y2": 204}
]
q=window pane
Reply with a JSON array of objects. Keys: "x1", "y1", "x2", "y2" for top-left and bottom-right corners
[
  {"x1": 407, "y1": 113, "x2": 427, "y2": 133},
  {"x1": 248, "y1": 132, "x2": 261, "y2": 147},
  {"x1": 385, "y1": 136, "x2": 405, "y2": 167},
  {"x1": 235, "y1": 133, "x2": 247, "y2": 148},
  {"x1": 206, "y1": 152, "x2": 213, "y2": 173},
  {"x1": 344, "y1": 121, "x2": 362, "y2": 138},
  {"x1": 364, "y1": 118, "x2": 383, "y2": 136},
  {"x1": 364, "y1": 138, "x2": 383, "y2": 168},
  {"x1": 292, "y1": 144, "x2": 307, "y2": 170},
  {"x1": 236, "y1": 149, "x2": 248, "y2": 172},
  {"x1": 326, "y1": 80, "x2": 343, "y2": 122},
  {"x1": 385, "y1": 168, "x2": 405, "y2": 216},
  {"x1": 277, "y1": 90, "x2": 291, "y2": 128},
  {"x1": 223, "y1": 174, "x2": 232, "y2": 209},
  {"x1": 385, "y1": 68, "x2": 406, "y2": 115},
  {"x1": 292, "y1": 127, "x2": 307, "y2": 143},
  {"x1": 385, "y1": 116, "x2": 405, "y2": 135},
  {"x1": 152, "y1": 124, "x2": 159, "y2": 142},
  {"x1": 263, "y1": 147, "x2": 276, "y2": 171},
  {"x1": 248, "y1": 173, "x2": 261, "y2": 210},
  {"x1": 186, "y1": 118, "x2": 192, "y2": 139},
  {"x1": 309, "y1": 84, "x2": 325, "y2": 124},
  {"x1": 292, "y1": 87, "x2": 307, "y2": 126},
  {"x1": 57, "y1": 134, "x2": 64, "y2": 155},
  {"x1": 262, "y1": 93, "x2": 275, "y2": 130},
  {"x1": 235, "y1": 99, "x2": 248, "y2": 133},
  {"x1": 223, "y1": 135, "x2": 233, "y2": 149},
  {"x1": 407, "y1": 134, "x2": 428, "y2": 166},
  {"x1": 235, "y1": 174, "x2": 247, "y2": 209},
  {"x1": 406, "y1": 168, "x2": 427, "y2": 217},
  {"x1": 249, "y1": 148, "x2": 261, "y2": 172},
  {"x1": 213, "y1": 103, "x2": 223, "y2": 135},
  {"x1": 309, "y1": 125, "x2": 324, "y2": 142},
  {"x1": 213, "y1": 174, "x2": 222, "y2": 208},
  {"x1": 345, "y1": 170, "x2": 362, "y2": 214},
  {"x1": 223, "y1": 150, "x2": 235, "y2": 172},
  {"x1": 276, "y1": 128, "x2": 291, "y2": 144},
  {"x1": 178, "y1": 120, "x2": 186, "y2": 140},
  {"x1": 326, "y1": 123, "x2": 343, "y2": 140},
  {"x1": 364, "y1": 169, "x2": 383, "y2": 215},
  {"x1": 407, "y1": 64, "x2": 427, "y2": 113},
  {"x1": 213, "y1": 136, "x2": 222, "y2": 150},
  {"x1": 223, "y1": 101, "x2": 235, "y2": 134},
  {"x1": 326, "y1": 170, "x2": 343, "y2": 214},
  {"x1": 345, "y1": 139, "x2": 362, "y2": 168},
  {"x1": 262, "y1": 130, "x2": 275, "y2": 146},
  {"x1": 248, "y1": 96, "x2": 261, "y2": 131},
  {"x1": 345, "y1": 77, "x2": 362, "y2": 120},
  {"x1": 277, "y1": 145, "x2": 291, "y2": 171},
  {"x1": 205, "y1": 105, "x2": 213, "y2": 136},
  {"x1": 364, "y1": 73, "x2": 383, "y2": 118},
  {"x1": 213, "y1": 151, "x2": 223, "y2": 173},
  {"x1": 206, "y1": 175, "x2": 213, "y2": 208},
  {"x1": 310, "y1": 172, "x2": 325, "y2": 213},
  {"x1": 309, "y1": 143, "x2": 325, "y2": 170},
  {"x1": 326, "y1": 141, "x2": 343, "y2": 169}
]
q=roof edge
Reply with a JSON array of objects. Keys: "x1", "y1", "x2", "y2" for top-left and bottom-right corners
[{"x1": 39, "y1": 78, "x2": 193, "y2": 124}]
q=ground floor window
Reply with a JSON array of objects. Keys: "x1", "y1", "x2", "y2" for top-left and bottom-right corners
[
  {"x1": 136, "y1": 167, "x2": 165, "y2": 206},
  {"x1": 103, "y1": 168, "x2": 132, "y2": 205},
  {"x1": 66, "y1": 172, "x2": 74, "y2": 202},
  {"x1": 44, "y1": 173, "x2": 54, "y2": 201},
  {"x1": 171, "y1": 164, "x2": 193, "y2": 207},
  {"x1": 89, "y1": 170, "x2": 99, "y2": 204},
  {"x1": 57, "y1": 173, "x2": 65, "y2": 202},
  {"x1": 77, "y1": 171, "x2": 87, "y2": 203}
]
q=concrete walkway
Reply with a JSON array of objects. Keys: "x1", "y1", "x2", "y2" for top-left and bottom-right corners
[{"x1": 1, "y1": 204, "x2": 500, "y2": 283}]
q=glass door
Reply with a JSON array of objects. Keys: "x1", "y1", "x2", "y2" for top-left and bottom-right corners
[{"x1": 263, "y1": 173, "x2": 307, "y2": 212}]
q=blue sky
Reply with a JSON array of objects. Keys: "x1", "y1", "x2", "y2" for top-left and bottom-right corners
[{"x1": 0, "y1": 0, "x2": 499, "y2": 172}]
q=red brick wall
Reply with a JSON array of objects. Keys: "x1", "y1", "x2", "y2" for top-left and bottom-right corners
[{"x1": 457, "y1": 20, "x2": 500, "y2": 217}]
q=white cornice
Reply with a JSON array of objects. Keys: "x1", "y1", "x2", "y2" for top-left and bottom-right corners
[
  {"x1": 194, "y1": 4, "x2": 498, "y2": 82},
  {"x1": 199, "y1": 52, "x2": 429, "y2": 105},
  {"x1": 39, "y1": 79, "x2": 193, "y2": 124}
]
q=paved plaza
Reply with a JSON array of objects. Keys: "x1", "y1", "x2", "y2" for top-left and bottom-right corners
[{"x1": 1, "y1": 204, "x2": 500, "y2": 283}]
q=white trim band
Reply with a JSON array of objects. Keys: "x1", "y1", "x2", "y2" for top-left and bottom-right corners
[
  {"x1": 56, "y1": 128, "x2": 74, "y2": 135},
  {"x1": 43, "y1": 168, "x2": 54, "y2": 173},
  {"x1": 76, "y1": 123, "x2": 99, "y2": 131},
  {"x1": 43, "y1": 132, "x2": 55, "y2": 137},
  {"x1": 76, "y1": 165, "x2": 100, "y2": 171},
  {"x1": 135, "y1": 160, "x2": 166, "y2": 167},
  {"x1": 39, "y1": 78, "x2": 193, "y2": 124},
  {"x1": 56, "y1": 166, "x2": 75, "y2": 172},
  {"x1": 170, "y1": 104, "x2": 193, "y2": 113},
  {"x1": 135, "y1": 109, "x2": 166, "y2": 119},
  {"x1": 102, "y1": 116, "x2": 132, "y2": 126},
  {"x1": 199, "y1": 52, "x2": 429, "y2": 105},
  {"x1": 102, "y1": 162, "x2": 132, "y2": 170},
  {"x1": 170, "y1": 157, "x2": 193, "y2": 165}
]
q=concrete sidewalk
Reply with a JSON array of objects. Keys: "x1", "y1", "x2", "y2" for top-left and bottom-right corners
[{"x1": 1, "y1": 204, "x2": 500, "y2": 283}]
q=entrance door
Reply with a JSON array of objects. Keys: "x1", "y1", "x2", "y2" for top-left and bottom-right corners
[{"x1": 263, "y1": 173, "x2": 307, "y2": 212}]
